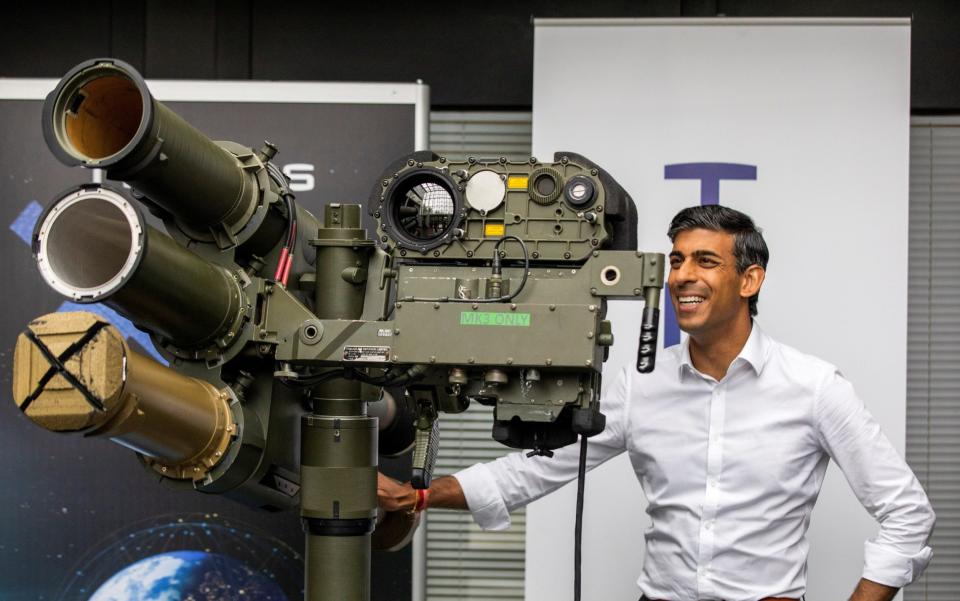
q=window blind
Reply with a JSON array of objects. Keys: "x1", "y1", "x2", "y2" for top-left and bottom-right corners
[
  {"x1": 423, "y1": 111, "x2": 533, "y2": 601},
  {"x1": 905, "y1": 117, "x2": 960, "y2": 601},
  {"x1": 426, "y1": 406, "x2": 527, "y2": 601},
  {"x1": 429, "y1": 111, "x2": 533, "y2": 161}
]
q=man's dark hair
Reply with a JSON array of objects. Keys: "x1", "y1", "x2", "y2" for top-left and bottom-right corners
[{"x1": 666, "y1": 205, "x2": 769, "y2": 317}]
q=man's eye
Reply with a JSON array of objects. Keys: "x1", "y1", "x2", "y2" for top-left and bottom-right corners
[
  {"x1": 699, "y1": 257, "x2": 718, "y2": 267},
  {"x1": 669, "y1": 259, "x2": 682, "y2": 269}
]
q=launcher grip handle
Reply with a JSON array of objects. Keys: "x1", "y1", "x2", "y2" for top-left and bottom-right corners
[
  {"x1": 411, "y1": 419, "x2": 439, "y2": 490},
  {"x1": 637, "y1": 307, "x2": 660, "y2": 373}
]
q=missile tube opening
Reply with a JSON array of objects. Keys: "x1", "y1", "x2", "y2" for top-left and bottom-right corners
[
  {"x1": 35, "y1": 185, "x2": 248, "y2": 350},
  {"x1": 43, "y1": 58, "x2": 288, "y2": 251},
  {"x1": 48, "y1": 63, "x2": 149, "y2": 166},
  {"x1": 35, "y1": 187, "x2": 144, "y2": 302}
]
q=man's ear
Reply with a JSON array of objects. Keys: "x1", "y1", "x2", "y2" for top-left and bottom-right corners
[{"x1": 740, "y1": 265, "x2": 765, "y2": 300}]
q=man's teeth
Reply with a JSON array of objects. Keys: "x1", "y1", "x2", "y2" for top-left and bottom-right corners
[{"x1": 678, "y1": 296, "x2": 705, "y2": 304}]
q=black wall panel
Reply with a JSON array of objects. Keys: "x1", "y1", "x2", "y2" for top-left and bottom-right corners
[
  {"x1": 215, "y1": 0, "x2": 253, "y2": 79},
  {"x1": 144, "y1": 0, "x2": 218, "y2": 78},
  {"x1": 5, "y1": 3, "x2": 113, "y2": 76},
  {"x1": 3, "y1": 1, "x2": 958, "y2": 109},
  {"x1": 248, "y1": 2, "x2": 678, "y2": 107},
  {"x1": 715, "y1": 0, "x2": 960, "y2": 112},
  {"x1": 0, "y1": 81, "x2": 417, "y2": 601},
  {"x1": 110, "y1": 0, "x2": 147, "y2": 69}
]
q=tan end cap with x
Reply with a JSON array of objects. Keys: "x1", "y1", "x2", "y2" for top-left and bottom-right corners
[{"x1": 12, "y1": 311, "x2": 126, "y2": 432}]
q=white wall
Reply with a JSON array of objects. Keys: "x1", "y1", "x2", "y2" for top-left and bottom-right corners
[{"x1": 528, "y1": 18, "x2": 911, "y2": 601}]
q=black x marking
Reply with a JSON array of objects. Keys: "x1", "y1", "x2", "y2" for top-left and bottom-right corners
[{"x1": 19, "y1": 320, "x2": 112, "y2": 414}]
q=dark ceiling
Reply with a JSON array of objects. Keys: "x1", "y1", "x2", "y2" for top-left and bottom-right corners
[{"x1": 4, "y1": 1, "x2": 957, "y2": 110}]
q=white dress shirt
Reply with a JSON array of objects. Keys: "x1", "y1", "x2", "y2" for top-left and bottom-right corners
[{"x1": 454, "y1": 324, "x2": 935, "y2": 601}]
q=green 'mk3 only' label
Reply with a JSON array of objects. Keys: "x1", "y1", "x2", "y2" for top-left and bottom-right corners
[{"x1": 460, "y1": 311, "x2": 531, "y2": 327}]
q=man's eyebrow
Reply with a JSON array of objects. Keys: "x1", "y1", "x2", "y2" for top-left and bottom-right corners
[
  {"x1": 690, "y1": 250, "x2": 722, "y2": 259},
  {"x1": 669, "y1": 249, "x2": 723, "y2": 260}
]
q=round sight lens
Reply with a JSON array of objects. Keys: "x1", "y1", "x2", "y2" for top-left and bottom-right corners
[
  {"x1": 563, "y1": 175, "x2": 596, "y2": 208},
  {"x1": 392, "y1": 176, "x2": 456, "y2": 243},
  {"x1": 535, "y1": 174, "x2": 556, "y2": 196}
]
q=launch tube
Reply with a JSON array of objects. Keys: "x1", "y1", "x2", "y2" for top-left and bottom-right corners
[
  {"x1": 42, "y1": 58, "x2": 265, "y2": 240},
  {"x1": 11, "y1": 312, "x2": 235, "y2": 481},
  {"x1": 33, "y1": 185, "x2": 247, "y2": 350}
]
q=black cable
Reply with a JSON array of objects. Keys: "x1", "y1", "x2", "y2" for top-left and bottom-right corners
[
  {"x1": 278, "y1": 369, "x2": 345, "y2": 388},
  {"x1": 574, "y1": 434, "x2": 588, "y2": 601},
  {"x1": 399, "y1": 235, "x2": 530, "y2": 303},
  {"x1": 345, "y1": 364, "x2": 428, "y2": 387},
  {"x1": 266, "y1": 162, "x2": 298, "y2": 284},
  {"x1": 494, "y1": 235, "x2": 529, "y2": 302},
  {"x1": 344, "y1": 366, "x2": 401, "y2": 385},
  {"x1": 266, "y1": 162, "x2": 296, "y2": 247},
  {"x1": 284, "y1": 191, "x2": 297, "y2": 254},
  {"x1": 279, "y1": 364, "x2": 428, "y2": 390}
]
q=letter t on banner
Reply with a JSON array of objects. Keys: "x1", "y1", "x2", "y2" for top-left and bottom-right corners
[{"x1": 661, "y1": 162, "x2": 758, "y2": 346}]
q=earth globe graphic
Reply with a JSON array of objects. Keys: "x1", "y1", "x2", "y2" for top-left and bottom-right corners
[
  {"x1": 88, "y1": 550, "x2": 287, "y2": 600},
  {"x1": 56, "y1": 514, "x2": 303, "y2": 601}
]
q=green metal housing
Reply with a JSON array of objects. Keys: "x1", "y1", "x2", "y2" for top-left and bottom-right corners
[{"x1": 24, "y1": 57, "x2": 668, "y2": 601}]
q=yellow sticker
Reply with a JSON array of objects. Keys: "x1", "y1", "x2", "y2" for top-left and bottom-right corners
[
  {"x1": 507, "y1": 175, "x2": 529, "y2": 190},
  {"x1": 485, "y1": 223, "x2": 506, "y2": 237}
]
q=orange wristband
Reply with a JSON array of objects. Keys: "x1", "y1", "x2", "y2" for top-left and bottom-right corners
[{"x1": 414, "y1": 488, "x2": 429, "y2": 512}]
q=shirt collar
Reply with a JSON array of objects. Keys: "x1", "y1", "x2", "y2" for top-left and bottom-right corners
[{"x1": 677, "y1": 321, "x2": 770, "y2": 380}]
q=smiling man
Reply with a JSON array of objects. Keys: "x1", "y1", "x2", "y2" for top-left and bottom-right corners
[{"x1": 378, "y1": 205, "x2": 935, "y2": 601}]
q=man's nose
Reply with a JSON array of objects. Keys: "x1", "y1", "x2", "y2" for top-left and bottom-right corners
[{"x1": 671, "y1": 259, "x2": 697, "y2": 285}]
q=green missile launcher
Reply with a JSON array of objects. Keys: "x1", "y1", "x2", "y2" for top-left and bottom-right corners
[{"x1": 12, "y1": 57, "x2": 665, "y2": 601}]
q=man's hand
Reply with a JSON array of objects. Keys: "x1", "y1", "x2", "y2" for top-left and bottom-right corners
[
  {"x1": 377, "y1": 472, "x2": 418, "y2": 512},
  {"x1": 849, "y1": 578, "x2": 899, "y2": 601},
  {"x1": 376, "y1": 472, "x2": 469, "y2": 512}
]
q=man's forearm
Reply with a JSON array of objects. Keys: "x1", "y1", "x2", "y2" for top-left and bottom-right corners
[
  {"x1": 425, "y1": 475, "x2": 469, "y2": 509},
  {"x1": 849, "y1": 578, "x2": 898, "y2": 601},
  {"x1": 377, "y1": 473, "x2": 468, "y2": 512}
]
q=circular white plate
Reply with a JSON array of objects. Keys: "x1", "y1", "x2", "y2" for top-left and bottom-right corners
[{"x1": 465, "y1": 170, "x2": 506, "y2": 213}]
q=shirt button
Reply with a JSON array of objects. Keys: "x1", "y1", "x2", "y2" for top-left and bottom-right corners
[
  {"x1": 709, "y1": 479, "x2": 717, "y2": 488},
  {"x1": 705, "y1": 521, "x2": 713, "y2": 530}
]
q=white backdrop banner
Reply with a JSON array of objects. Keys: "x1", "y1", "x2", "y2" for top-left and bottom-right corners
[{"x1": 528, "y1": 18, "x2": 911, "y2": 601}]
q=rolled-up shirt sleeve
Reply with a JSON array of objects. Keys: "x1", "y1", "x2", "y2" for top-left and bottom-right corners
[
  {"x1": 814, "y1": 371, "x2": 936, "y2": 588},
  {"x1": 453, "y1": 366, "x2": 632, "y2": 530}
]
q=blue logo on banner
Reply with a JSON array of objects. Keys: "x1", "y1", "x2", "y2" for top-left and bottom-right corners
[
  {"x1": 661, "y1": 163, "x2": 758, "y2": 347},
  {"x1": 9, "y1": 201, "x2": 167, "y2": 363}
]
